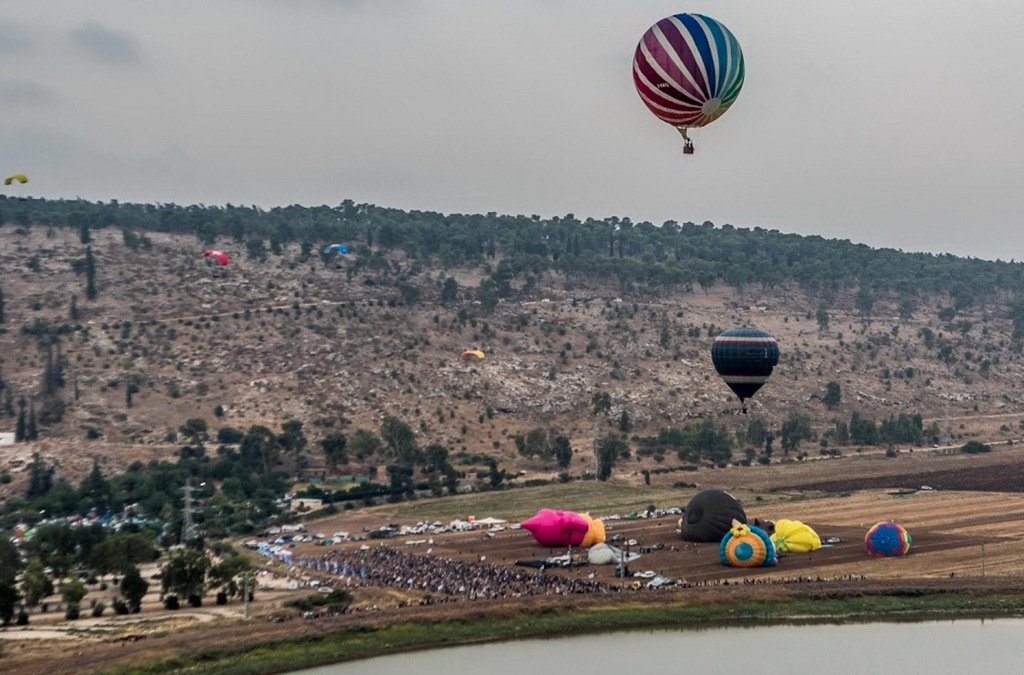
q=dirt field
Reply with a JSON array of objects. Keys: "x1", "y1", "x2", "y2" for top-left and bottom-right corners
[{"x1": 5, "y1": 443, "x2": 1024, "y2": 674}]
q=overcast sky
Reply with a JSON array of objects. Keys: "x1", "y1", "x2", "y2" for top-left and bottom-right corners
[{"x1": 2, "y1": 1, "x2": 1022, "y2": 261}]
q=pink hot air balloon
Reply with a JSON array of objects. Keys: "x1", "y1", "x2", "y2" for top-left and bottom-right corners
[{"x1": 521, "y1": 509, "x2": 591, "y2": 548}]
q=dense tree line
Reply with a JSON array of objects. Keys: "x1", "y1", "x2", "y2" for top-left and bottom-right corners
[
  {"x1": 4, "y1": 196, "x2": 1024, "y2": 305},
  {"x1": 1, "y1": 423, "x2": 296, "y2": 537}
]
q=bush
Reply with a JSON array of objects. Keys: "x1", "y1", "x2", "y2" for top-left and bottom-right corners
[
  {"x1": 65, "y1": 604, "x2": 81, "y2": 621},
  {"x1": 164, "y1": 595, "x2": 180, "y2": 610},
  {"x1": 217, "y1": 427, "x2": 244, "y2": 444},
  {"x1": 284, "y1": 589, "x2": 352, "y2": 614},
  {"x1": 92, "y1": 602, "x2": 106, "y2": 618},
  {"x1": 961, "y1": 441, "x2": 991, "y2": 454},
  {"x1": 112, "y1": 598, "x2": 130, "y2": 615}
]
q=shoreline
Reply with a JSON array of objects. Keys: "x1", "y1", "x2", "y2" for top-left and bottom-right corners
[{"x1": 79, "y1": 579, "x2": 1024, "y2": 675}]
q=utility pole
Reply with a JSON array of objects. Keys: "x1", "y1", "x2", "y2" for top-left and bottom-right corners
[{"x1": 182, "y1": 480, "x2": 197, "y2": 546}]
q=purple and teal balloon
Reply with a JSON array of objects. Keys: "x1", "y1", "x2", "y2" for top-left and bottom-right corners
[
  {"x1": 632, "y1": 13, "x2": 744, "y2": 137},
  {"x1": 865, "y1": 521, "x2": 912, "y2": 557}
]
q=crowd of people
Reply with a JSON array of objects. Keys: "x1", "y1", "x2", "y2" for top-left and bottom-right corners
[{"x1": 293, "y1": 546, "x2": 616, "y2": 600}]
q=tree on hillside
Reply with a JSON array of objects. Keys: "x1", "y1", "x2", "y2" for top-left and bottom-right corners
[
  {"x1": 0, "y1": 580, "x2": 17, "y2": 626},
  {"x1": 239, "y1": 425, "x2": 279, "y2": 473},
  {"x1": 120, "y1": 566, "x2": 149, "y2": 613},
  {"x1": 824, "y1": 381, "x2": 842, "y2": 410},
  {"x1": 15, "y1": 398, "x2": 26, "y2": 442},
  {"x1": 380, "y1": 416, "x2": 419, "y2": 465},
  {"x1": 79, "y1": 458, "x2": 112, "y2": 512},
  {"x1": 349, "y1": 429, "x2": 383, "y2": 460},
  {"x1": 321, "y1": 432, "x2": 348, "y2": 469},
  {"x1": 60, "y1": 576, "x2": 87, "y2": 620},
  {"x1": 816, "y1": 302, "x2": 830, "y2": 332},
  {"x1": 595, "y1": 435, "x2": 630, "y2": 481},
  {"x1": 745, "y1": 418, "x2": 767, "y2": 449},
  {"x1": 20, "y1": 558, "x2": 51, "y2": 612},
  {"x1": 180, "y1": 418, "x2": 208, "y2": 444},
  {"x1": 855, "y1": 285, "x2": 875, "y2": 318},
  {"x1": 277, "y1": 419, "x2": 307, "y2": 455},
  {"x1": 961, "y1": 441, "x2": 991, "y2": 454},
  {"x1": 440, "y1": 277, "x2": 458, "y2": 303},
  {"x1": 89, "y1": 532, "x2": 158, "y2": 576},
  {"x1": 26, "y1": 452, "x2": 53, "y2": 498},
  {"x1": 162, "y1": 549, "x2": 211, "y2": 607},
  {"x1": 26, "y1": 399, "x2": 38, "y2": 440},
  {"x1": 780, "y1": 412, "x2": 814, "y2": 454},
  {"x1": 85, "y1": 246, "x2": 97, "y2": 300},
  {"x1": 848, "y1": 412, "x2": 879, "y2": 445},
  {"x1": 513, "y1": 427, "x2": 551, "y2": 459},
  {"x1": 0, "y1": 537, "x2": 20, "y2": 587},
  {"x1": 487, "y1": 459, "x2": 507, "y2": 488},
  {"x1": 421, "y1": 443, "x2": 450, "y2": 474},
  {"x1": 208, "y1": 554, "x2": 253, "y2": 601},
  {"x1": 385, "y1": 464, "x2": 414, "y2": 502},
  {"x1": 552, "y1": 434, "x2": 573, "y2": 468},
  {"x1": 669, "y1": 420, "x2": 733, "y2": 464}
]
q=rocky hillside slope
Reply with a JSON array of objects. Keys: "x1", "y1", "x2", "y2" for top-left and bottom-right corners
[{"x1": 2, "y1": 224, "x2": 1023, "y2": 490}]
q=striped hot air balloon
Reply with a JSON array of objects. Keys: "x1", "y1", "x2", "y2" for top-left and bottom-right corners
[
  {"x1": 711, "y1": 327, "x2": 779, "y2": 411},
  {"x1": 632, "y1": 13, "x2": 744, "y2": 153}
]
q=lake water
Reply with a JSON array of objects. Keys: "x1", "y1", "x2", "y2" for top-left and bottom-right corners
[{"x1": 293, "y1": 619, "x2": 1024, "y2": 674}]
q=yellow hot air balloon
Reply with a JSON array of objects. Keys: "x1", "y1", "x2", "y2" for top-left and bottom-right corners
[
  {"x1": 770, "y1": 519, "x2": 822, "y2": 553},
  {"x1": 579, "y1": 513, "x2": 606, "y2": 548},
  {"x1": 4, "y1": 174, "x2": 28, "y2": 186}
]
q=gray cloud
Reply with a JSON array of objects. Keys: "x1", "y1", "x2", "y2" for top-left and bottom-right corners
[
  {"x1": 70, "y1": 23, "x2": 142, "y2": 65},
  {"x1": 0, "y1": 1, "x2": 1020, "y2": 261},
  {"x1": 0, "y1": 80, "x2": 58, "y2": 106},
  {"x1": 0, "y1": 22, "x2": 33, "y2": 54}
]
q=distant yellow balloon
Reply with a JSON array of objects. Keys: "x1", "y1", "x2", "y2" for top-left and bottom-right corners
[
  {"x1": 770, "y1": 519, "x2": 822, "y2": 553},
  {"x1": 3, "y1": 173, "x2": 28, "y2": 186}
]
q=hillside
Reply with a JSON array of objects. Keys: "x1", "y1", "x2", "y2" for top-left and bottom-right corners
[{"x1": 3, "y1": 211, "x2": 1024, "y2": 502}]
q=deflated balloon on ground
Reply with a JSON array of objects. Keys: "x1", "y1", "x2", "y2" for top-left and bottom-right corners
[
  {"x1": 679, "y1": 489, "x2": 746, "y2": 542},
  {"x1": 720, "y1": 519, "x2": 777, "y2": 568}
]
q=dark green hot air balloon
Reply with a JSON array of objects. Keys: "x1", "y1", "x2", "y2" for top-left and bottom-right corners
[{"x1": 711, "y1": 327, "x2": 779, "y2": 412}]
